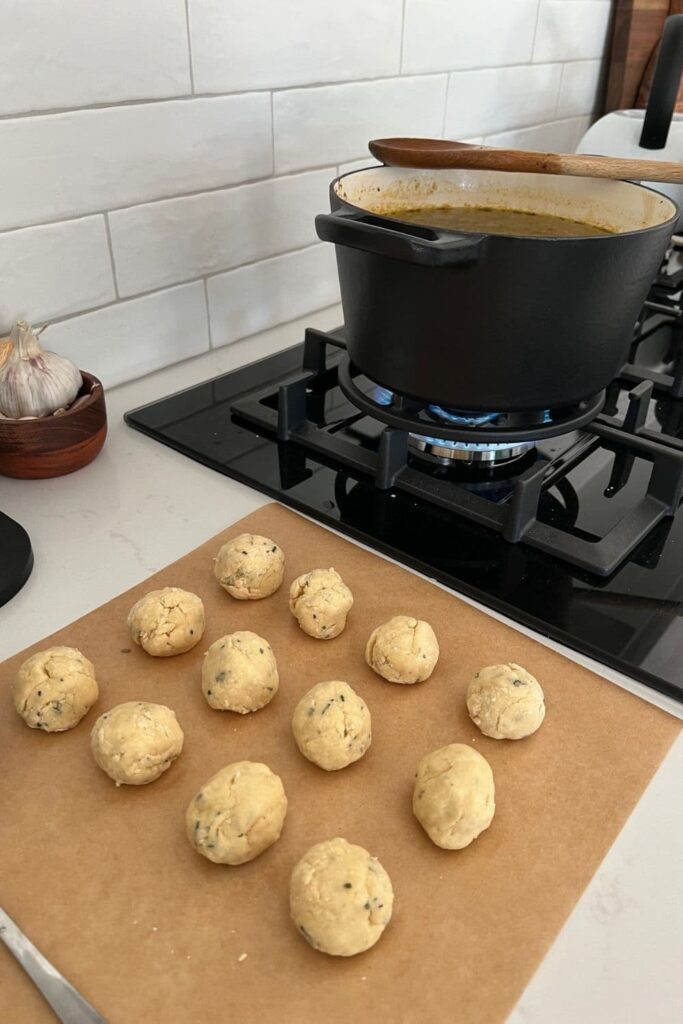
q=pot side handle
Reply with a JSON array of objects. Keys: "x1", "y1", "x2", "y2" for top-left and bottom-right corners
[{"x1": 315, "y1": 210, "x2": 485, "y2": 267}]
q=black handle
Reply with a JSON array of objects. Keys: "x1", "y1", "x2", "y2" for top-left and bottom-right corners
[
  {"x1": 315, "y1": 210, "x2": 485, "y2": 267},
  {"x1": 639, "y1": 14, "x2": 683, "y2": 150}
]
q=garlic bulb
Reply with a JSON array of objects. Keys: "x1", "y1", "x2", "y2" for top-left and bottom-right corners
[{"x1": 0, "y1": 321, "x2": 82, "y2": 418}]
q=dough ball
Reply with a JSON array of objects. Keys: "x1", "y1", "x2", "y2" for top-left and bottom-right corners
[
  {"x1": 214, "y1": 533, "x2": 284, "y2": 600},
  {"x1": 289, "y1": 568, "x2": 353, "y2": 639},
  {"x1": 292, "y1": 680, "x2": 371, "y2": 771},
  {"x1": 186, "y1": 761, "x2": 287, "y2": 865},
  {"x1": 91, "y1": 701, "x2": 184, "y2": 786},
  {"x1": 467, "y1": 663, "x2": 546, "y2": 740},
  {"x1": 365, "y1": 615, "x2": 439, "y2": 684},
  {"x1": 290, "y1": 837, "x2": 394, "y2": 957},
  {"x1": 127, "y1": 587, "x2": 204, "y2": 657},
  {"x1": 13, "y1": 646, "x2": 98, "y2": 732},
  {"x1": 413, "y1": 743, "x2": 495, "y2": 850},
  {"x1": 202, "y1": 631, "x2": 278, "y2": 713}
]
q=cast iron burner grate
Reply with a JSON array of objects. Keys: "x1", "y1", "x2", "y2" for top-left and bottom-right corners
[
  {"x1": 336, "y1": 361, "x2": 604, "y2": 465},
  {"x1": 228, "y1": 330, "x2": 683, "y2": 577}
]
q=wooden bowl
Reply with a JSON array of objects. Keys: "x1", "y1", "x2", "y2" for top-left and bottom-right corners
[{"x1": 0, "y1": 372, "x2": 107, "y2": 479}]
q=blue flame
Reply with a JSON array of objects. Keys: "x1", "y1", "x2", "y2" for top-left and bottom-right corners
[
  {"x1": 428, "y1": 405, "x2": 499, "y2": 427},
  {"x1": 370, "y1": 385, "x2": 394, "y2": 407},
  {"x1": 367, "y1": 384, "x2": 549, "y2": 455}
]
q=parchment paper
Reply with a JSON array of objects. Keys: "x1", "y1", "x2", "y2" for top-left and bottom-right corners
[{"x1": 0, "y1": 504, "x2": 678, "y2": 1024}]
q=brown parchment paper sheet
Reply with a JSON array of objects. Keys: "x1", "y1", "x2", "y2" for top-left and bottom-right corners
[{"x1": 0, "y1": 504, "x2": 679, "y2": 1024}]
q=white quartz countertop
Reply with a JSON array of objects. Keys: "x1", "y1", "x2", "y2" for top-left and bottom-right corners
[{"x1": 1, "y1": 307, "x2": 681, "y2": 1023}]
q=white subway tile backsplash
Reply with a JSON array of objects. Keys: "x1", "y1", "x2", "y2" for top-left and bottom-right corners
[
  {"x1": 207, "y1": 245, "x2": 339, "y2": 349},
  {"x1": 402, "y1": 0, "x2": 539, "y2": 74},
  {"x1": 533, "y1": 2, "x2": 612, "y2": 63},
  {"x1": 0, "y1": 217, "x2": 115, "y2": 334},
  {"x1": 273, "y1": 76, "x2": 447, "y2": 174},
  {"x1": 44, "y1": 283, "x2": 209, "y2": 388},
  {"x1": 0, "y1": 1, "x2": 190, "y2": 116},
  {"x1": 109, "y1": 170, "x2": 333, "y2": 297},
  {"x1": 0, "y1": 0, "x2": 614, "y2": 387},
  {"x1": 189, "y1": 0, "x2": 402, "y2": 92},
  {"x1": 484, "y1": 115, "x2": 593, "y2": 152},
  {"x1": 556, "y1": 60, "x2": 604, "y2": 118},
  {"x1": 445, "y1": 65, "x2": 563, "y2": 139},
  {"x1": 0, "y1": 96, "x2": 272, "y2": 232}
]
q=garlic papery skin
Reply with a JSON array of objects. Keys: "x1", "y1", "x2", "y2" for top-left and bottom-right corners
[{"x1": 0, "y1": 321, "x2": 83, "y2": 419}]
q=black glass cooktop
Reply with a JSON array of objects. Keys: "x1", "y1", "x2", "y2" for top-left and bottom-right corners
[{"x1": 126, "y1": 309, "x2": 683, "y2": 704}]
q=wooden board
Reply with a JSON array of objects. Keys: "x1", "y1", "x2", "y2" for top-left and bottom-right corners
[
  {"x1": 0, "y1": 504, "x2": 679, "y2": 1024},
  {"x1": 605, "y1": 0, "x2": 671, "y2": 112}
]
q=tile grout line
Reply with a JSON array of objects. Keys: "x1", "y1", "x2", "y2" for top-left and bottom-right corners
[
  {"x1": 102, "y1": 212, "x2": 121, "y2": 299},
  {"x1": 0, "y1": 60, "x2": 606, "y2": 122},
  {"x1": 29, "y1": 241, "x2": 330, "y2": 329},
  {"x1": 554, "y1": 63, "x2": 566, "y2": 120},
  {"x1": 0, "y1": 164, "x2": 340, "y2": 236},
  {"x1": 530, "y1": 0, "x2": 543, "y2": 63},
  {"x1": 399, "y1": 0, "x2": 407, "y2": 74},
  {"x1": 441, "y1": 75, "x2": 450, "y2": 139},
  {"x1": 106, "y1": 297, "x2": 343, "y2": 391},
  {"x1": 184, "y1": 0, "x2": 196, "y2": 93},
  {"x1": 269, "y1": 91, "x2": 276, "y2": 175},
  {"x1": 202, "y1": 278, "x2": 214, "y2": 349},
  {"x1": 197, "y1": 296, "x2": 343, "y2": 362}
]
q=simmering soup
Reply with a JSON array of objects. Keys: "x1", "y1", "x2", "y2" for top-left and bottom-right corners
[{"x1": 383, "y1": 205, "x2": 614, "y2": 237}]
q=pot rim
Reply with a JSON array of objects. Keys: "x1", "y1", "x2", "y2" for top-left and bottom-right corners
[{"x1": 331, "y1": 165, "x2": 680, "y2": 239}]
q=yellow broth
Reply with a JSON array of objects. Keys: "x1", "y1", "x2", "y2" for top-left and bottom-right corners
[{"x1": 383, "y1": 205, "x2": 613, "y2": 238}]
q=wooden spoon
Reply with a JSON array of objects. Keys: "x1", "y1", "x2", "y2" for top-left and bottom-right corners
[{"x1": 368, "y1": 137, "x2": 683, "y2": 185}]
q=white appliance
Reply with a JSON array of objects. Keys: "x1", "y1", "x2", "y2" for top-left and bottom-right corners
[{"x1": 577, "y1": 15, "x2": 683, "y2": 224}]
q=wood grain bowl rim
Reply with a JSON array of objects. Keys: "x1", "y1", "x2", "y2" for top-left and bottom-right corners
[{"x1": 0, "y1": 370, "x2": 105, "y2": 431}]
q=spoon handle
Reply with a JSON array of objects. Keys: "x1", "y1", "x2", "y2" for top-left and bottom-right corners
[{"x1": 368, "y1": 138, "x2": 683, "y2": 185}]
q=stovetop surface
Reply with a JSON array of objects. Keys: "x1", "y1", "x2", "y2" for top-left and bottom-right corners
[{"x1": 127, "y1": 307, "x2": 683, "y2": 704}]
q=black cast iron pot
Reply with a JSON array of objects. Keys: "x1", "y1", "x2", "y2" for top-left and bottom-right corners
[{"x1": 316, "y1": 167, "x2": 678, "y2": 412}]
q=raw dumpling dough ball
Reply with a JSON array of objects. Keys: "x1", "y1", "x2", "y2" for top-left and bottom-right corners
[
  {"x1": 186, "y1": 761, "x2": 287, "y2": 865},
  {"x1": 365, "y1": 615, "x2": 439, "y2": 684},
  {"x1": 413, "y1": 743, "x2": 495, "y2": 850},
  {"x1": 13, "y1": 646, "x2": 98, "y2": 732},
  {"x1": 292, "y1": 680, "x2": 371, "y2": 771},
  {"x1": 467, "y1": 662, "x2": 546, "y2": 740},
  {"x1": 213, "y1": 533, "x2": 284, "y2": 600},
  {"x1": 202, "y1": 631, "x2": 278, "y2": 713},
  {"x1": 91, "y1": 701, "x2": 184, "y2": 786},
  {"x1": 290, "y1": 837, "x2": 394, "y2": 957},
  {"x1": 289, "y1": 568, "x2": 353, "y2": 639},
  {"x1": 127, "y1": 587, "x2": 204, "y2": 657}
]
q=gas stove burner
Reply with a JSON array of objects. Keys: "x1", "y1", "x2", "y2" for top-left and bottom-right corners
[
  {"x1": 337, "y1": 357, "x2": 606, "y2": 448},
  {"x1": 366, "y1": 383, "x2": 571, "y2": 464},
  {"x1": 408, "y1": 433, "x2": 535, "y2": 464},
  {"x1": 410, "y1": 401, "x2": 544, "y2": 464}
]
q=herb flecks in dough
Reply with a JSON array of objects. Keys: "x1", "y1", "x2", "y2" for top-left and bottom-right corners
[
  {"x1": 214, "y1": 534, "x2": 284, "y2": 601},
  {"x1": 292, "y1": 680, "x2": 371, "y2": 771},
  {"x1": 202, "y1": 632, "x2": 278, "y2": 714},
  {"x1": 127, "y1": 588, "x2": 204, "y2": 658},
  {"x1": 186, "y1": 761, "x2": 287, "y2": 865},
  {"x1": 13, "y1": 646, "x2": 99, "y2": 732},
  {"x1": 290, "y1": 838, "x2": 393, "y2": 957},
  {"x1": 365, "y1": 616, "x2": 439, "y2": 684},
  {"x1": 467, "y1": 663, "x2": 545, "y2": 740},
  {"x1": 289, "y1": 568, "x2": 353, "y2": 640},
  {"x1": 91, "y1": 701, "x2": 184, "y2": 786}
]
